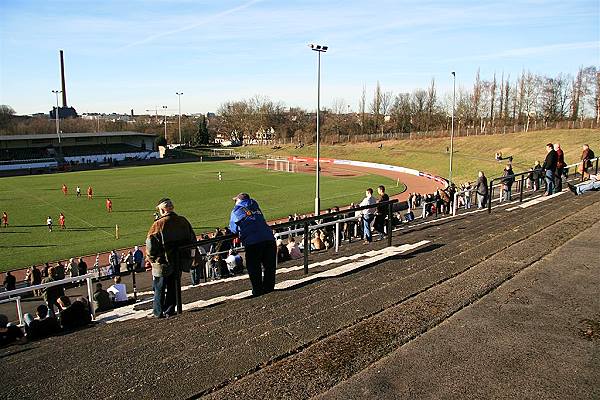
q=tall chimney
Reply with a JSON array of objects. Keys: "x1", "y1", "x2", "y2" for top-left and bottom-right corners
[{"x1": 59, "y1": 50, "x2": 68, "y2": 107}]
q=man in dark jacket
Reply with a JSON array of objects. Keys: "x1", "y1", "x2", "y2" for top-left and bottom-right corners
[
  {"x1": 501, "y1": 164, "x2": 515, "y2": 202},
  {"x1": 146, "y1": 198, "x2": 196, "y2": 318},
  {"x1": 476, "y1": 171, "x2": 488, "y2": 208},
  {"x1": 229, "y1": 193, "x2": 276, "y2": 297},
  {"x1": 542, "y1": 143, "x2": 558, "y2": 196},
  {"x1": 554, "y1": 143, "x2": 565, "y2": 192},
  {"x1": 374, "y1": 185, "x2": 390, "y2": 240}
]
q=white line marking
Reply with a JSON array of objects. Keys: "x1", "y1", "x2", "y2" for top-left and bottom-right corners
[{"x1": 100, "y1": 241, "x2": 430, "y2": 324}]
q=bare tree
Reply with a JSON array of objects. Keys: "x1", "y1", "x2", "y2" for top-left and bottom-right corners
[
  {"x1": 370, "y1": 81, "x2": 382, "y2": 134},
  {"x1": 359, "y1": 86, "x2": 366, "y2": 135}
]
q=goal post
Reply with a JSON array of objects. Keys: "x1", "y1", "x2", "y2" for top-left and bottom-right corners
[{"x1": 266, "y1": 158, "x2": 293, "y2": 173}]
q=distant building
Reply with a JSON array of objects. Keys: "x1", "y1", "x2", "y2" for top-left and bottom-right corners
[{"x1": 0, "y1": 131, "x2": 158, "y2": 171}]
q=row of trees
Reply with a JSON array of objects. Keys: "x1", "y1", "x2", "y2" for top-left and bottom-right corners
[{"x1": 1, "y1": 65, "x2": 598, "y2": 144}]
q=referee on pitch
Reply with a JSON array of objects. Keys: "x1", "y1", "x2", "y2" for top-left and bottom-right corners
[{"x1": 229, "y1": 193, "x2": 276, "y2": 297}]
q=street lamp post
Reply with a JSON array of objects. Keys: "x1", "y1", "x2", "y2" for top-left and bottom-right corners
[
  {"x1": 162, "y1": 105, "x2": 168, "y2": 141},
  {"x1": 51, "y1": 90, "x2": 62, "y2": 144},
  {"x1": 176, "y1": 92, "x2": 183, "y2": 143},
  {"x1": 309, "y1": 43, "x2": 328, "y2": 216},
  {"x1": 449, "y1": 71, "x2": 456, "y2": 184}
]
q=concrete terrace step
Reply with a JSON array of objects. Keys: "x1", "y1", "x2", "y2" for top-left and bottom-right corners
[{"x1": 0, "y1": 191, "x2": 598, "y2": 400}]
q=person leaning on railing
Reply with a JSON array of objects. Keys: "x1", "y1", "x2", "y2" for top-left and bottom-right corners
[{"x1": 229, "y1": 193, "x2": 276, "y2": 297}]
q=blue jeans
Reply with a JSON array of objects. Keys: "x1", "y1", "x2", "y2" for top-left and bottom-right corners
[
  {"x1": 190, "y1": 266, "x2": 203, "y2": 285},
  {"x1": 545, "y1": 170, "x2": 554, "y2": 195},
  {"x1": 363, "y1": 214, "x2": 374, "y2": 242},
  {"x1": 152, "y1": 274, "x2": 176, "y2": 317},
  {"x1": 576, "y1": 179, "x2": 600, "y2": 194}
]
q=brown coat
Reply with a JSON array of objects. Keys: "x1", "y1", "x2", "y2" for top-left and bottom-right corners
[{"x1": 146, "y1": 212, "x2": 196, "y2": 277}]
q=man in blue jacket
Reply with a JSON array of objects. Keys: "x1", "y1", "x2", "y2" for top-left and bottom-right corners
[{"x1": 229, "y1": 193, "x2": 276, "y2": 296}]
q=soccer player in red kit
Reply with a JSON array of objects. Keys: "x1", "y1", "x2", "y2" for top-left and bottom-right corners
[
  {"x1": 87, "y1": 186, "x2": 93, "y2": 200},
  {"x1": 59, "y1": 213, "x2": 66, "y2": 229},
  {"x1": 1, "y1": 211, "x2": 8, "y2": 227},
  {"x1": 106, "y1": 198, "x2": 113, "y2": 212},
  {"x1": 62, "y1": 184, "x2": 68, "y2": 196}
]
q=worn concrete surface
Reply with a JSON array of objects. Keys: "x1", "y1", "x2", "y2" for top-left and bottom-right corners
[
  {"x1": 318, "y1": 219, "x2": 600, "y2": 400},
  {"x1": 0, "y1": 191, "x2": 598, "y2": 400}
]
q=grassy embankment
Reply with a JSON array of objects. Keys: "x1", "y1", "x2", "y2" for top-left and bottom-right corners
[{"x1": 249, "y1": 129, "x2": 600, "y2": 184}]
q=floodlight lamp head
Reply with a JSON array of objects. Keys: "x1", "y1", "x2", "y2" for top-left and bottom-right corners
[
  {"x1": 451, "y1": 71, "x2": 455, "y2": 76},
  {"x1": 322, "y1": 46, "x2": 328, "y2": 51}
]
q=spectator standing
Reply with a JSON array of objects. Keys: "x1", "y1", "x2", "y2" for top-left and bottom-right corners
[
  {"x1": 229, "y1": 193, "x2": 276, "y2": 297},
  {"x1": 3, "y1": 271, "x2": 16, "y2": 292},
  {"x1": 77, "y1": 257, "x2": 88, "y2": 276},
  {"x1": 133, "y1": 246, "x2": 144, "y2": 271},
  {"x1": 542, "y1": 143, "x2": 558, "y2": 196},
  {"x1": 109, "y1": 250, "x2": 120, "y2": 277},
  {"x1": 476, "y1": 171, "x2": 488, "y2": 209},
  {"x1": 580, "y1": 144, "x2": 595, "y2": 179},
  {"x1": 374, "y1": 185, "x2": 389, "y2": 240},
  {"x1": 66, "y1": 258, "x2": 79, "y2": 279},
  {"x1": 359, "y1": 188, "x2": 377, "y2": 243},
  {"x1": 146, "y1": 198, "x2": 196, "y2": 318},
  {"x1": 501, "y1": 164, "x2": 515, "y2": 202},
  {"x1": 55, "y1": 262, "x2": 65, "y2": 280},
  {"x1": 41, "y1": 267, "x2": 65, "y2": 316},
  {"x1": 555, "y1": 143, "x2": 565, "y2": 192},
  {"x1": 124, "y1": 251, "x2": 134, "y2": 272}
]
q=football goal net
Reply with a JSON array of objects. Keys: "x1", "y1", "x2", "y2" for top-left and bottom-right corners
[{"x1": 266, "y1": 158, "x2": 293, "y2": 173}]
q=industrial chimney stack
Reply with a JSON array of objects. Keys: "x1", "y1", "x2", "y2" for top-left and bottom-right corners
[
  {"x1": 60, "y1": 50, "x2": 68, "y2": 107},
  {"x1": 50, "y1": 50, "x2": 77, "y2": 119}
]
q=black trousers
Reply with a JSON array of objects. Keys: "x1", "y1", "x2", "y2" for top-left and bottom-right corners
[
  {"x1": 555, "y1": 167, "x2": 564, "y2": 192},
  {"x1": 374, "y1": 214, "x2": 386, "y2": 235},
  {"x1": 244, "y1": 240, "x2": 276, "y2": 296}
]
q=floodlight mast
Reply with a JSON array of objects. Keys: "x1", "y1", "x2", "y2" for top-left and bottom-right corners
[{"x1": 308, "y1": 43, "x2": 328, "y2": 217}]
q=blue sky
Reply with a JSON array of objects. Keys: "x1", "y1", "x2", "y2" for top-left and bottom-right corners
[{"x1": 1, "y1": 0, "x2": 598, "y2": 115}]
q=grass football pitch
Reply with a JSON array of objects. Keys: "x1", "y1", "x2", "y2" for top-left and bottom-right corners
[{"x1": 0, "y1": 161, "x2": 405, "y2": 271}]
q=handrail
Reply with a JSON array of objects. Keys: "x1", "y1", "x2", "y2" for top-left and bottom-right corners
[{"x1": 0, "y1": 272, "x2": 99, "y2": 323}]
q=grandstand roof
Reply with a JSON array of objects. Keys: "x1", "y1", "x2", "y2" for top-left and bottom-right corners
[{"x1": 0, "y1": 131, "x2": 156, "y2": 141}]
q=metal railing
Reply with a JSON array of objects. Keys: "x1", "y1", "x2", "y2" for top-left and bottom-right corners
[
  {"x1": 0, "y1": 272, "x2": 98, "y2": 324},
  {"x1": 487, "y1": 157, "x2": 599, "y2": 213}
]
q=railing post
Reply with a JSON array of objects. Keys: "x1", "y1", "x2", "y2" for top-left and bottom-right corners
[
  {"x1": 335, "y1": 221, "x2": 340, "y2": 253},
  {"x1": 15, "y1": 296, "x2": 23, "y2": 326},
  {"x1": 452, "y1": 192, "x2": 458, "y2": 216},
  {"x1": 596, "y1": 158, "x2": 599, "y2": 175},
  {"x1": 487, "y1": 180, "x2": 493, "y2": 213},
  {"x1": 86, "y1": 276, "x2": 96, "y2": 320},
  {"x1": 519, "y1": 175, "x2": 525, "y2": 203},
  {"x1": 131, "y1": 269, "x2": 137, "y2": 301},
  {"x1": 422, "y1": 202, "x2": 426, "y2": 219},
  {"x1": 303, "y1": 222, "x2": 309, "y2": 275},
  {"x1": 387, "y1": 202, "x2": 393, "y2": 247}
]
